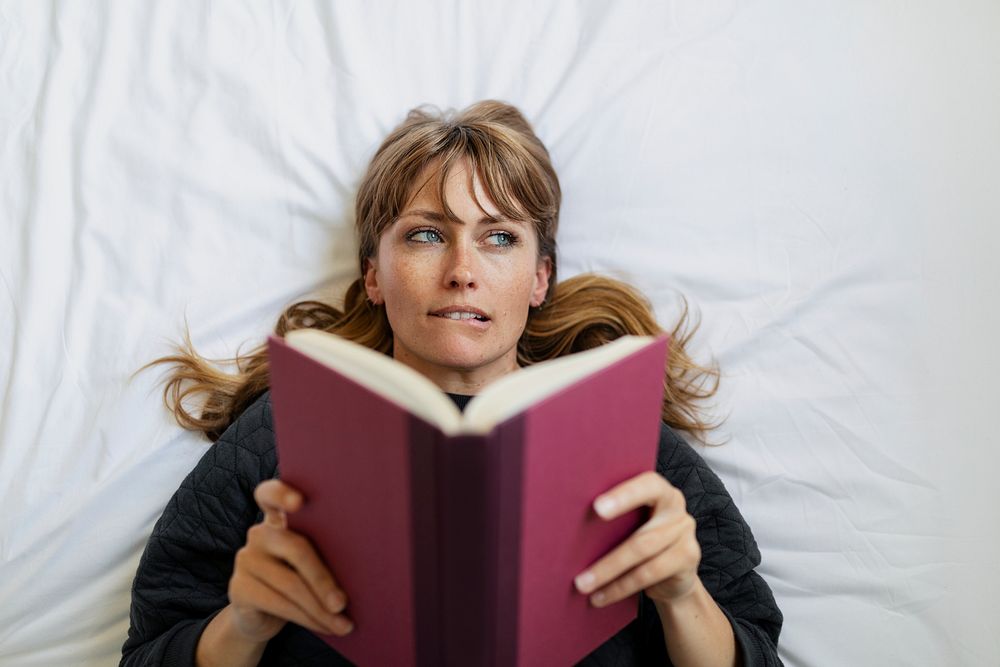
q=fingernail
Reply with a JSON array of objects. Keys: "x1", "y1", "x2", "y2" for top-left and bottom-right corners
[
  {"x1": 594, "y1": 497, "x2": 617, "y2": 517},
  {"x1": 338, "y1": 618, "x2": 354, "y2": 634},
  {"x1": 575, "y1": 571, "x2": 595, "y2": 593},
  {"x1": 327, "y1": 592, "x2": 345, "y2": 613},
  {"x1": 285, "y1": 492, "x2": 299, "y2": 506},
  {"x1": 591, "y1": 591, "x2": 606, "y2": 607}
]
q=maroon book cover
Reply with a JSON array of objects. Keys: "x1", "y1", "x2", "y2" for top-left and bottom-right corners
[{"x1": 268, "y1": 334, "x2": 669, "y2": 666}]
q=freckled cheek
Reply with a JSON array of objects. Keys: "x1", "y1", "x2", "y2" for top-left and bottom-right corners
[
  {"x1": 380, "y1": 262, "x2": 427, "y2": 322},
  {"x1": 482, "y1": 256, "x2": 536, "y2": 288}
]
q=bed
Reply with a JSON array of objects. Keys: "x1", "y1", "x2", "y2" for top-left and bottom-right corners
[{"x1": 2, "y1": 1, "x2": 998, "y2": 665}]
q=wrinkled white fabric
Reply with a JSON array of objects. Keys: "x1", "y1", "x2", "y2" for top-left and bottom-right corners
[{"x1": 1, "y1": 1, "x2": 998, "y2": 665}]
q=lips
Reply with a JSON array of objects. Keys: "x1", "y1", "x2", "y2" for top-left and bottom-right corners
[{"x1": 430, "y1": 305, "x2": 490, "y2": 322}]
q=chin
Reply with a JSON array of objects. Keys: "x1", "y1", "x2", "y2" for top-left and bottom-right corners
[
  {"x1": 432, "y1": 348, "x2": 492, "y2": 371},
  {"x1": 423, "y1": 340, "x2": 503, "y2": 371}
]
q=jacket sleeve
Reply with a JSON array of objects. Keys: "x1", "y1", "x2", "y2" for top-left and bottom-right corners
[
  {"x1": 577, "y1": 423, "x2": 784, "y2": 666},
  {"x1": 120, "y1": 391, "x2": 277, "y2": 666},
  {"x1": 645, "y1": 422, "x2": 784, "y2": 666}
]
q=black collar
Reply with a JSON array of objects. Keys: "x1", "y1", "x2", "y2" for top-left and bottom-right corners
[{"x1": 445, "y1": 392, "x2": 474, "y2": 412}]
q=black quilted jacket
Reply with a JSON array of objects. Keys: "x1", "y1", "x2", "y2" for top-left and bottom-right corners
[{"x1": 121, "y1": 391, "x2": 783, "y2": 666}]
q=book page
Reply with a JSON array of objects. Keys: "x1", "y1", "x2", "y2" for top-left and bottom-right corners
[
  {"x1": 284, "y1": 329, "x2": 658, "y2": 437},
  {"x1": 461, "y1": 336, "x2": 655, "y2": 434},
  {"x1": 283, "y1": 329, "x2": 463, "y2": 433}
]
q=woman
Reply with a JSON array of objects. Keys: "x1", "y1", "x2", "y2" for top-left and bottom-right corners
[{"x1": 122, "y1": 100, "x2": 783, "y2": 666}]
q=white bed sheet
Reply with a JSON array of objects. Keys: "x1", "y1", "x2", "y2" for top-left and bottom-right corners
[{"x1": 2, "y1": 1, "x2": 999, "y2": 665}]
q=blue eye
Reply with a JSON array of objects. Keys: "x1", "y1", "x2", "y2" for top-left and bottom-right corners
[
  {"x1": 408, "y1": 229, "x2": 443, "y2": 244},
  {"x1": 488, "y1": 231, "x2": 518, "y2": 247}
]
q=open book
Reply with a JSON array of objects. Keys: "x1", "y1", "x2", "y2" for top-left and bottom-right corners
[{"x1": 267, "y1": 330, "x2": 670, "y2": 667}]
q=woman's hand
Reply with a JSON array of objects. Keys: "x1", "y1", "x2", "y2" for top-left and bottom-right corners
[
  {"x1": 226, "y1": 479, "x2": 355, "y2": 642},
  {"x1": 573, "y1": 471, "x2": 701, "y2": 608}
]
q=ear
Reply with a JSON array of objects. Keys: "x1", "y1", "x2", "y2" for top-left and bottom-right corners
[
  {"x1": 530, "y1": 256, "x2": 552, "y2": 307},
  {"x1": 363, "y1": 257, "x2": 382, "y2": 305}
]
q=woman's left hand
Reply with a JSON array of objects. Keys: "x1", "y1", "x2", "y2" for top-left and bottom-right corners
[{"x1": 574, "y1": 471, "x2": 701, "y2": 608}]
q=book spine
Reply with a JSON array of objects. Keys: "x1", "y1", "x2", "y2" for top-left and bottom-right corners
[
  {"x1": 490, "y1": 417, "x2": 527, "y2": 667},
  {"x1": 408, "y1": 417, "x2": 527, "y2": 667},
  {"x1": 408, "y1": 417, "x2": 446, "y2": 667},
  {"x1": 438, "y1": 430, "x2": 495, "y2": 666}
]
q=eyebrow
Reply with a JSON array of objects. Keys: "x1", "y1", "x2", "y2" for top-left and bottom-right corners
[{"x1": 398, "y1": 209, "x2": 525, "y2": 225}]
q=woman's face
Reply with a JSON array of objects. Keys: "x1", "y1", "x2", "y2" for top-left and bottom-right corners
[{"x1": 364, "y1": 158, "x2": 551, "y2": 394}]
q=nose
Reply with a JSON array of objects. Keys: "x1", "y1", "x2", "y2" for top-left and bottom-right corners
[{"x1": 443, "y1": 243, "x2": 478, "y2": 289}]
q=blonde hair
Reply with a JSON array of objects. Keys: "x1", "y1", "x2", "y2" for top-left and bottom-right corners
[{"x1": 139, "y1": 101, "x2": 724, "y2": 445}]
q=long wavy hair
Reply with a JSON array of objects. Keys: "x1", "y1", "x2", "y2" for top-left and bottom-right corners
[{"x1": 138, "y1": 100, "x2": 725, "y2": 445}]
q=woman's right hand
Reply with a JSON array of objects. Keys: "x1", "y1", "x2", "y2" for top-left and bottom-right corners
[{"x1": 226, "y1": 478, "x2": 355, "y2": 642}]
